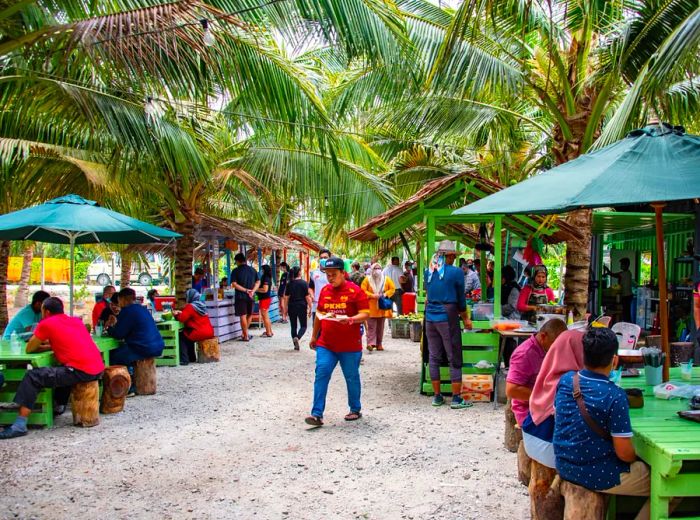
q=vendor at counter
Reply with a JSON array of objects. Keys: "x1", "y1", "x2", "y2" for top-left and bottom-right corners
[
  {"x1": 424, "y1": 240, "x2": 473, "y2": 410},
  {"x1": 517, "y1": 265, "x2": 556, "y2": 323}
]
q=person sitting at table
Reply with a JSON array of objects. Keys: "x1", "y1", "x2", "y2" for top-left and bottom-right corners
[
  {"x1": 0, "y1": 297, "x2": 105, "y2": 439},
  {"x1": 553, "y1": 328, "x2": 652, "y2": 518},
  {"x1": 3, "y1": 290, "x2": 50, "y2": 339},
  {"x1": 506, "y1": 319, "x2": 567, "y2": 426},
  {"x1": 106, "y1": 288, "x2": 164, "y2": 367},
  {"x1": 517, "y1": 264, "x2": 556, "y2": 323},
  {"x1": 146, "y1": 288, "x2": 159, "y2": 313},
  {"x1": 501, "y1": 265, "x2": 521, "y2": 320},
  {"x1": 521, "y1": 329, "x2": 584, "y2": 468},
  {"x1": 91, "y1": 285, "x2": 116, "y2": 328},
  {"x1": 172, "y1": 289, "x2": 214, "y2": 365},
  {"x1": 98, "y1": 293, "x2": 120, "y2": 325}
]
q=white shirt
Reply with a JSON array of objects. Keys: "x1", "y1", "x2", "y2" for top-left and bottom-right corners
[
  {"x1": 309, "y1": 269, "x2": 328, "y2": 312},
  {"x1": 383, "y1": 265, "x2": 403, "y2": 290}
]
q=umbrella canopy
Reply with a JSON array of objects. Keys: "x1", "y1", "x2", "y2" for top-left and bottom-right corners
[
  {"x1": 0, "y1": 194, "x2": 181, "y2": 244},
  {"x1": 454, "y1": 124, "x2": 700, "y2": 216},
  {"x1": 0, "y1": 195, "x2": 181, "y2": 315}
]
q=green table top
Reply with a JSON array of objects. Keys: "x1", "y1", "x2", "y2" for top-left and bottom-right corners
[
  {"x1": 0, "y1": 336, "x2": 119, "y2": 364},
  {"x1": 619, "y1": 367, "x2": 700, "y2": 465}
]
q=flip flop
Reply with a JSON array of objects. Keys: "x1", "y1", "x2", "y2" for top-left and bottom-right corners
[
  {"x1": 344, "y1": 411, "x2": 362, "y2": 421},
  {"x1": 305, "y1": 416, "x2": 323, "y2": 427},
  {"x1": 261, "y1": 332, "x2": 274, "y2": 338}
]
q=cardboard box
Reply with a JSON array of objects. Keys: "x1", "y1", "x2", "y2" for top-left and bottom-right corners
[{"x1": 461, "y1": 374, "x2": 493, "y2": 402}]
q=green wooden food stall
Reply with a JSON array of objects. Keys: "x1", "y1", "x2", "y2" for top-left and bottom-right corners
[{"x1": 348, "y1": 171, "x2": 580, "y2": 395}]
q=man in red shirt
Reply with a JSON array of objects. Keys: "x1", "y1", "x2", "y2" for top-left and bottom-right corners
[
  {"x1": 92, "y1": 285, "x2": 116, "y2": 327},
  {"x1": 306, "y1": 257, "x2": 370, "y2": 427},
  {"x1": 0, "y1": 297, "x2": 105, "y2": 439}
]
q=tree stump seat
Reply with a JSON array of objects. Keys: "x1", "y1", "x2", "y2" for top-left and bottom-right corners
[
  {"x1": 100, "y1": 365, "x2": 131, "y2": 414},
  {"x1": 517, "y1": 440, "x2": 531, "y2": 487},
  {"x1": 70, "y1": 380, "x2": 100, "y2": 427},
  {"x1": 134, "y1": 358, "x2": 156, "y2": 395},
  {"x1": 560, "y1": 479, "x2": 607, "y2": 520},
  {"x1": 197, "y1": 337, "x2": 220, "y2": 363},
  {"x1": 504, "y1": 399, "x2": 522, "y2": 453}
]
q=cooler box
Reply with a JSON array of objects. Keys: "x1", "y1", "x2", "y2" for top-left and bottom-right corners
[
  {"x1": 154, "y1": 296, "x2": 176, "y2": 311},
  {"x1": 461, "y1": 374, "x2": 494, "y2": 402},
  {"x1": 402, "y1": 292, "x2": 417, "y2": 314}
]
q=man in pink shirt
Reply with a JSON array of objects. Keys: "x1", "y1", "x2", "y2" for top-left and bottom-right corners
[{"x1": 506, "y1": 319, "x2": 567, "y2": 426}]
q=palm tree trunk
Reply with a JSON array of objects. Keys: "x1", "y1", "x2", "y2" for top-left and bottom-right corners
[
  {"x1": 0, "y1": 241, "x2": 10, "y2": 330},
  {"x1": 174, "y1": 219, "x2": 195, "y2": 309},
  {"x1": 563, "y1": 210, "x2": 592, "y2": 318},
  {"x1": 120, "y1": 253, "x2": 131, "y2": 288},
  {"x1": 15, "y1": 244, "x2": 34, "y2": 307}
]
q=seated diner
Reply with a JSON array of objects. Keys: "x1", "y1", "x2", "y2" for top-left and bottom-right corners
[
  {"x1": 3, "y1": 290, "x2": 50, "y2": 339},
  {"x1": 91, "y1": 285, "x2": 116, "y2": 328},
  {"x1": 173, "y1": 289, "x2": 214, "y2": 365},
  {"x1": 0, "y1": 297, "x2": 104, "y2": 439}
]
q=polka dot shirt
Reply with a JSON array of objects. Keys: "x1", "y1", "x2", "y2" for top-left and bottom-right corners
[{"x1": 553, "y1": 369, "x2": 632, "y2": 490}]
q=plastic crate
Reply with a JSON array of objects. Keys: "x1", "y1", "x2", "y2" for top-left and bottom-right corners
[
  {"x1": 409, "y1": 321, "x2": 422, "y2": 342},
  {"x1": 391, "y1": 319, "x2": 411, "y2": 339}
]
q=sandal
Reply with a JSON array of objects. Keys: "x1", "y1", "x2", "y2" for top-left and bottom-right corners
[
  {"x1": 261, "y1": 332, "x2": 274, "y2": 338},
  {"x1": 375, "y1": 345, "x2": 384, "y2": 351},
  {"x1": 305, "y1": 416, "x2": 323, "y2": 427},
  {"x1": 366, "y1": 345, "x2": 375, "y2": 352},
  {"x1": 344, "y1": 411, "x2": 362, "y2": 421}
]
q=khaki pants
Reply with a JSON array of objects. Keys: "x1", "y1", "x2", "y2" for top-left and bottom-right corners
[{"x1": 603, "y1": 461, "x2": 650, "y2": 520}]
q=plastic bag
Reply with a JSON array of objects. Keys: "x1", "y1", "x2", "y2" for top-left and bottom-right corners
[{"x1": 653, "y1": 383, "x2": 700, "y2": 400}]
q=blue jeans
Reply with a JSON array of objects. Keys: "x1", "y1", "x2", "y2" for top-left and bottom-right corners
[{"x1": 311, "y1": 346, "x2": 362, "y2": 418}]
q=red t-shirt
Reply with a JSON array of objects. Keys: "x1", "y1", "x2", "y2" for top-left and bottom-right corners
[
  {"x1": 92, "y1": 300, "x2": 107, "y2": 327},
  {"x1": 34, "y1": 314, "x2": 105, "y2": 375},
  {"x1": 317, "y1": 280, "x2": 370, "y2": 352},
  {"x1": 176, "y1": 304, "x2": 215, "y2": 342}
]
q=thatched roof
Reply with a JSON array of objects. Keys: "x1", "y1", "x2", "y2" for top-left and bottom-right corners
[
  {"x1": 348, "y1": 170, "x2": 581, "y2": 244},
  {"x1": 287, "y1": 231, "x2": 324, "y2": 253}
]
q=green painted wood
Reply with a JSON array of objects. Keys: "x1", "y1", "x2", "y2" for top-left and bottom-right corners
[{"x1": 156, "y1": 319, "x2": 181, "y2": 367}]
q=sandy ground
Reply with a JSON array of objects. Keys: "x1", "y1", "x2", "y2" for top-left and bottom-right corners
[{"x1": 0, "y1": 322, "x2": 529, "y2": 520}]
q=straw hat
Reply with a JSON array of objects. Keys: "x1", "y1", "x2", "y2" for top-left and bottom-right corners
[{"x1": 436, "y1": 240, "x2": 457, "y2": 254}]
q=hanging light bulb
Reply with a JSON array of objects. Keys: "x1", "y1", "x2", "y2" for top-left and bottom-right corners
[{"x1": 201, "y1": 19, "x2": 216, "y2": 47}]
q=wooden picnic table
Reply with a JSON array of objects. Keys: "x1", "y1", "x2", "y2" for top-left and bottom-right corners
[
  {"x1": 0, "y1": 336, "x2": 118, "y2": 428},
  {"x1": 619, "y1": 367, "x2": 700, "y2": 519}
]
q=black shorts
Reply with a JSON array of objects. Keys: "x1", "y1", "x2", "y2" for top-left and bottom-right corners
[{"x1": 234, "y1": 297, "x2": 253, "y2": 317}]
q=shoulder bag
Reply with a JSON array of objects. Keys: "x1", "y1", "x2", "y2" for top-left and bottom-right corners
[
  {"x1": 377, "y1": 277, "x2": 394, "y2": 310},
  {"x1": 572, "y1": 372, "x2": 611, "y2": 440}
]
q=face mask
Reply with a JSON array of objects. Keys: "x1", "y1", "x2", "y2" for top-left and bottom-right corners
[{"x1": 320, "y1": 259, "x2": 328, "y2": 268}]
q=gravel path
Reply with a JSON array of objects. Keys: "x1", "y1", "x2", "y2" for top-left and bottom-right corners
[{"x1": 0, "y1": 322, "x2": 529, "y2": 519}]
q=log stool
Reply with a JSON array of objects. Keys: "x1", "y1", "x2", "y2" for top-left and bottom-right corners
[
  {"x1": 560, "y1": 480, "x2": 607, "y2": 520},
  {"x1": 100, "y1": 365, "x2": 131, "y2": 414},
  {"x1": 529, "y1": 460, "x2": 562, "y2": 520},
  {"x1": 504, "y1": 399, "x2": 522, "y2": 452},
  {"x1": 134, "y1": 358, "x2": 157, "y2": 395},
  {"x1": 670, "y1": 341, "x2": 694, "y2": 366},
  {"x1": 197, "y1": 337, "x2": 221, "y2": 363},
  {"x1": 517, "y1": 440, "x2": 531, "y2": 487},
  {"x1": 70, "y1": 380, "x2": 100, "y2": 427}
]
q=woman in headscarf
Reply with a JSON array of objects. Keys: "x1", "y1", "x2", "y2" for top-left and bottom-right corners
[
  {"x1": 501, "y1": 265, "x2": 521, "y2": 320},
  {"x1": 173, "y1": 289, "x2": 215, "y2": 365},
  {"x1": 517, "y1": 264, "x2": 556, "y2": 323},
  {"x1": 521, "y1": 329, "x2": 584, "y2": 468},
  {"x1": 361, "y1": 262, "x2": 395, "y2": 351}
]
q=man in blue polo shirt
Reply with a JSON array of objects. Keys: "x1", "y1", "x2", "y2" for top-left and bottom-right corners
[{"x1": 554, "y1": 328, "x2": 650, "y2": 518}]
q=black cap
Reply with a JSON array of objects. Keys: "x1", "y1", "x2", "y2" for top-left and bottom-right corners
[{"x1": 324, "y1": 257, "x2": 345, "y2": 271}]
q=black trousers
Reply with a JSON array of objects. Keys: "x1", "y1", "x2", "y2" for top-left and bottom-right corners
[
  {"x1": 621, "y1": 295, "x2": 633, "y2": 323},
  {"x1": 14, "y1": 366, "x2": 102, "y2": 410},
  {"x1": 179, "y1": 331, "x2": 197, "y2": 364},
  {"x1": 289, "y1": 304, "x2": 308, "y2": 339}
]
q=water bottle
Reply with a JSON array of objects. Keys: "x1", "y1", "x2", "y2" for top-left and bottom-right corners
[{"x1": 10, "y1": 331, "x2": 21, "y2": 354}]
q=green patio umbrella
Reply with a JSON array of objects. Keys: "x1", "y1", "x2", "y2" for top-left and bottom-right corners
[
  {"x1": 455, "y1": 123, "x2": 700, "y2": 381},
  {"x1": 0, "y1": 194, "x2": 181, "y2": 314}
]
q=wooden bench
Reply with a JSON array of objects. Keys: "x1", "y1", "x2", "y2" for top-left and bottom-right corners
[
  {"x1": 134, "y1": 358, "x2": 156, "y2": 395},
  {"x1": 70, "y1": 380, "x2": 100, "y2": 427}
]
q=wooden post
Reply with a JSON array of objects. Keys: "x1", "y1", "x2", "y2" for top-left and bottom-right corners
[
  {"x1": 70, "y1": 380, "x2": 100, "y2": 427},
  {"x1": 197, "y1": 338, "x2": 221, "y2": 363},
  {"x1": 101, "y1": 365, "x2": 131, "y2": 414},
  {"x1": 560, "y1": 480, "x2": 607, "y2": 520},
  {"x1": 494, "y1": 216, "x2": 502, "y2": 319},
  {"x1": 652, "y1": 203, "x2": 670, "y2": 381},
  {"x1": 134, "y1": 358, "x2": 157, "y2": 395}
]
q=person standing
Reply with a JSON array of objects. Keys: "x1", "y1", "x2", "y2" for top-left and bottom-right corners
[
  {"x1": 283, "y1": 266, "x2": 312, "y2": 350},
  {"x1": 91, "y1": 285, "x2": 115, "y2": 328},
  {"x1": 349, "y1": 261, "x2": 365, "y2": 287},
  {"x1": 424, "y1": 240, "x2": 473, "y2": 409},
  {"x1": 461, "y1": 259, "x2": 481, "y2": 297},
  {"x1": 192, "y1": 267, "x2": 208, "y2": 293},
  {"x1": 308, "y1": 248, "x2": 331, "y2": 322},
  {"x1": 278, "y1": 262, "x2": 290, "y2": 323},
  {"x1": 256, "y1": 264, "x2": 274, "y2": 338},
  {"x1": 401, "y1": 261, "x2": 415, "y2": 293},
  {"x1": 3, "y1": 290, "x2": 50, "y2": 339},
  {"x1": 607, "y1": 258, "x2": 635, "y2": 322},
  {"x1": 383, "y1": 256, "x2": 404, "y2": 315},
  {"x1": 517, "y1": 264, "x2": 556, "y2": 323},
  {"x1": 230, "y1": 253, "x2": 260, "y2": 342},
  {"x1": 305, "y1": 257, "x2": 370, "y2": 427},
  {"x1": 361, "y1": 263, "x2": 395, "y2": 351},
  {"x1": 0, "y1": 297, "x2": 105, "y2": 439},
  {"x1": 173, "y1": 289, "x2": 214, "y2": 365}
]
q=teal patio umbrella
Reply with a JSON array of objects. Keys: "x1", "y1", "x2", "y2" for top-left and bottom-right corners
[
  {"x1": 0, "y1": 195, "x2": 181, "y2": 314},
  {"x1": 455, "y1": 123, "x2": 700, "y2": 381}
]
